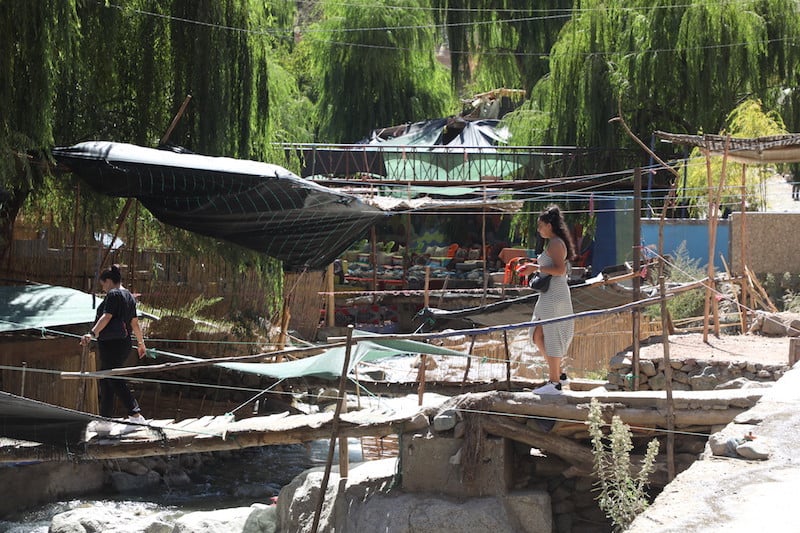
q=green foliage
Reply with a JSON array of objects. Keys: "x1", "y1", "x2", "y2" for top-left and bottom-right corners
[
  {"x1": 645, "y1": 241, "x2": 706, "y2": 321},
  {"x1": 679, "y1": 99, "x2": 787, "y2": 217},
  {"x1": 432, "y1": 1, "x2": 572, "y2": 94},
  {"x1": 587, "y1": 398, "x2": 659, "y2": 531},
  {"x1": 309, "y1": 0, "x2": 455, "y2": 143}
]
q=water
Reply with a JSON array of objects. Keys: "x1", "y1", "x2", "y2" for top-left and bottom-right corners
[{"x1": 0, "y1": 440, "x2": 362, "y2": 532}]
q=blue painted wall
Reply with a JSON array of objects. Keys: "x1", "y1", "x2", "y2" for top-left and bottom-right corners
[
  {"x1": 641, "y1": 219, "x2": 730, "y2": 270},
  {"x1": 590, "y1": 199, "x2": 730, "y2": 274}
]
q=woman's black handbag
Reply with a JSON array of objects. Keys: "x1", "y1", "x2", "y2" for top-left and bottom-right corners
[{"x1": 528, "y1": 272, "x2": 552, "y2": 292}]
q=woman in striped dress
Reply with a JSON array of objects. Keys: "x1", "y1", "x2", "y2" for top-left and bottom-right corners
[{"x1": 517, "y1": 205, "x2": 576, "y2": 394}]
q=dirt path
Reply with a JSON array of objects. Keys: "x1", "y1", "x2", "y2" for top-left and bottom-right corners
[{"x1": 637, "y1": 332, "x2": 791, "y2": 366}]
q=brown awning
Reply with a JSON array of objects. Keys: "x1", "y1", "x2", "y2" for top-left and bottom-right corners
[{"x1": 655, "y1": 131, "x2": 800, "y2": 164}]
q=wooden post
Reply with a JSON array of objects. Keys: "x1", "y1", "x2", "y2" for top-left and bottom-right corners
[
  {"x1": 790, "y1": 338, "x2": 800, "y2": 366},
  {"x1": 632, "y1": 168, "x2": 642, "y2": 391},
  {"x1": 424, "y1": 266, "x2": 431, "y2": 309},
  {"x1": 276, "y1": 302, "x2": 291, "y2": 362},
  {"x1": 98, "y1": 198, "x2": 135, "y2": 273},
  {"x1": 461, "y1": 335, "x2": 477, "y2": 387},
  {"x1": 660, "y1": 276, "x2": 676, "y2": 481},
  {"x1": 160, "y1": 95, "x2": 192, "y2": 145},
  {"x1": 70, "y1": 182, "x2": 81, "y2": 289},
  {"x1": 370, "y1": 226, "x2": 378, "y2": 298},
  {"x1": 503, "y1": 330, "x2": 511, "y2": 391},
  {"x1": 311, "y1": 326, "x2": 355, "y2": 533},
  {"x1": 338, "y1": 394, "x2": 349, "y2": 478},
  {"x1": 326, "y1": 263, "x2": 335, "y2": 327},
  {"x1": 130, "y1": 200, "x2": 139, "y2": 290},
  {"x1": 76, "y1": 344, "x2": 89, "y2": 412},
  {"x1": 417, "y1": 354, "x2": 427, "y2": 406},
  {"x1": 739, "y1": 164, "x2": 750, "y2": 329},
  {"x1": 703, "y1": 137, "x2": 729, "y2": 341},
  {"x1": 481, "y1": 186, "x2": 488, "y2": 306}
]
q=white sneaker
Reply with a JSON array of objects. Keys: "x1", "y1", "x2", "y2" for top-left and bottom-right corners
[
  {"x1": 559, "y1": 373, "x2": 569, "y2": 390},
  {"x1": 126, "y1": 414, "x2": 147, "y2": 424},
  {"x1": 533, "y1": 381, "x2": 563, "y2": 395}
]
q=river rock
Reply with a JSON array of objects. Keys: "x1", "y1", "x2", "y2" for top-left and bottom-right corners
[
  {"x1": 173, "y1": 504, "x2": 276, "y2": 533},
  {"x1": 50, "y1": 505, "x2": 175, "y2": 533},
  {"x1": 110, "y1": 470, "x2": 161, "y2": 492},
  {"x1": 275, "y1": 458, "x2": 551, "y2": 533}
]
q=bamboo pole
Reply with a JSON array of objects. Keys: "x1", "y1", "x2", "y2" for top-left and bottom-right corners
[
  {"x1": 660, "y1": 276, "x2": 675, "y2": 481},
  {"x1": 311, "y1": 326, "x2": 355, "y2": 533}
]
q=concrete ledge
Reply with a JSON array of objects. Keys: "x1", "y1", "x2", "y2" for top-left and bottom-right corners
[{"x1": 628, "y1": 362, "x2": 800, "y2": 532}]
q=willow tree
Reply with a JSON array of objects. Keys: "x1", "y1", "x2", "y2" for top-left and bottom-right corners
[
  {"x1": 308, "y1": 0, "x2": 455, "y2": 143},
  {"x1": 0, "y1": 1, "x2": 80, "y2": 260},
  {"x1": 431, "y1": 0, "x2": 573, "y2": 95},
  {"x1": 4, "y1": 1, "x2": 296, "y2": 316},
  {"x1": 504, "y1": 0, "x2": 800, "y2": 159}
]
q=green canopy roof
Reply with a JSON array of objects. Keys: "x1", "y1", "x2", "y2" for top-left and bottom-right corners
[
  {"x1": 219, "y1": 337, "x2": 468, "y2": 380},
  {"x1": 0, "y1": 285, "x2": 98, "y2": 333}
]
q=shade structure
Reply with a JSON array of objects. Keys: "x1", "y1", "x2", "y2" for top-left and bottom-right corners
[{"x1": 53, "y1": 142, "x2": 386, "y2": 271}]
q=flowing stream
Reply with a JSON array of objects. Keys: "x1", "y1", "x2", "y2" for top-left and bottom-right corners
[{"x1": 0, "y1": 440, "x2": 363, "y2": 532}]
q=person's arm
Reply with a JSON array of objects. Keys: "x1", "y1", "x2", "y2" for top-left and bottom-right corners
[
  {"x1": 130, "y1": 317, "x2": 147, "y2": 359},
  {"x1": 80, "y1": 313, "x2": 112, "y2": 346}
]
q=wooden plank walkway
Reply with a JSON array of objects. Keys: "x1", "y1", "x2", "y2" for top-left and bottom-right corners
[
  {"x1": 0, "y1": 407, "x2": 429, "y2": 464},
  {"x1": 0, "y1": 387, "x2": 766, "y2": 465}
]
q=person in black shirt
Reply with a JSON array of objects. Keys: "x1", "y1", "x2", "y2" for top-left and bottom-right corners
[{"x1": 80, "y1": 264, "x2": 147, "y2": 421}]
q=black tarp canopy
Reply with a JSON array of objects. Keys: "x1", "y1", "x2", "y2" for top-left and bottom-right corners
[{"x1": 52, "y1": 142, "x2": 386, "y2": 271}]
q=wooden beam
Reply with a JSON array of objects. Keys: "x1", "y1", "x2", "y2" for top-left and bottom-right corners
[{"x1": 481, "y1": 415, "x2": 594, "y2": 474}]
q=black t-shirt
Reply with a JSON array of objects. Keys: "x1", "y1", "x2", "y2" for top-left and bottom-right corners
[{"x1": 95, "y1": 288, "x2": 137, "y2": 341}]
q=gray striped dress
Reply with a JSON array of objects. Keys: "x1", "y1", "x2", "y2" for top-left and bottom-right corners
[{"x1": 532, "y1": 238, "x2": 574, "y2": 358}]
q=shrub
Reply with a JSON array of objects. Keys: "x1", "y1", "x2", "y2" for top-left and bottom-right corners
[{"x1": 587, "y1": 398, "x2": 660, "y2": 531}]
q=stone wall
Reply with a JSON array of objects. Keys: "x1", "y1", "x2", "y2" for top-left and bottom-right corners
[
  {"x1": 605, "y1": 354, "x2": 788, "y2": 391},
  {"x1": 730, "y1": 212, "x2": 800, "y2": 275}
]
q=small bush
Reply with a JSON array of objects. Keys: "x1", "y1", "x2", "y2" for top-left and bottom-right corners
[
  {"x1": 645, "y1": 241, "x2": 705, "y2": 321},
  {"x1": 587, "y1": 398, "x2": 659, "y2": 531}
]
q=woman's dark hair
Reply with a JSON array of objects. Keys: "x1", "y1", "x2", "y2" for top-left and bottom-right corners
[
  {"x1": 538, "y1": 205, "x2": 576, "y2": 260},
  {"x1": 99, "y1": 264, "x2": 122, "y2": 284}
]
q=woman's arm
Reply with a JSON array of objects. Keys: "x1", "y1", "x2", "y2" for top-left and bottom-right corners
[
  {"x1": 80, "y1": 313, "x2": 113, "y2": 346},
  {"x1": 130, "y1": 317, "x2": 147, "y2": 359}
]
